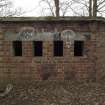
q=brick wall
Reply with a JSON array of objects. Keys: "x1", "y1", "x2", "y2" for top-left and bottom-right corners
[
  {"x1": 0, "y1": 19, "x2": 100, "y2": 82},
  {"x1": 96, "y1": 22, "x2": 105, "y2": 81}
]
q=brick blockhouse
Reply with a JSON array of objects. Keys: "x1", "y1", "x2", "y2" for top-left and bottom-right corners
[{"x1": 0, "y1": 17, "x2": 104, "y2": 82}]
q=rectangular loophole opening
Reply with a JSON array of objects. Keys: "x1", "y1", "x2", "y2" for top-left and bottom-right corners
[
  {"x1": 33, "y1": 41, "x2": 43, "y2": 56},
  {"x1": 13, "y1": 41, "x2": 22, "y2": 56},
  {"x1": 74, "y1": 40, "x2": 84, "y2": 56},
  {"x1": 54, "y1": 41, "x2": 63, "y2": 57}
]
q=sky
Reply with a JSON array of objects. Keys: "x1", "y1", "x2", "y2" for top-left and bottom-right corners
[{"x1": 12, "y1": 0, "x2": 41, "y2": 16}]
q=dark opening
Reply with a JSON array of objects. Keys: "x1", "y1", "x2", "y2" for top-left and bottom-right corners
[
  {"x1": 13, "y1": 41, "x2": 22, "y2": 56},
  {"x1": 54, "y1": 41, "x2": 63, "y2": 56},
  {"x1": 74, "y1": 40, "x2": 84, "y2": 56},
  {"x1": 33, "y1": 41, "x2": 43, "y2": 56}
]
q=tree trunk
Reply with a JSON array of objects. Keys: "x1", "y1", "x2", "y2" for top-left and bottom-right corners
[
  {"x1": 89, "y1": 0, "x2": 92, "y2": 17},
  {"x1": 54, "y1": 0, "x2": 59, "y2": 17},
  {"x1": 93, "y1": 0, "x2": 97, "y2": 17}
]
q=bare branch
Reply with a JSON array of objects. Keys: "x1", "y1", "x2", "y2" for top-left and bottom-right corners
[{"x1": 0, "y1": 0, "x2": 23, "y2": 16}]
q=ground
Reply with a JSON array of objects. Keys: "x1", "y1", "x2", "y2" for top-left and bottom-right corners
[{"x1": 0, "y1": 81, "x2": 105, "y2": 105}]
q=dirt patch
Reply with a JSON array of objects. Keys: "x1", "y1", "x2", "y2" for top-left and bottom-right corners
[{"x1": 0, "y1": 81, "x2": 105, "y2": 105}]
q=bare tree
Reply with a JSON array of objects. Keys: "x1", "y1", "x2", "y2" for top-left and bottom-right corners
[
  {"x1": 96, "y1": 0, "x2": 105, "y2": 16},
  {"x1": 54, "y1": 0, "x2": 59, "y2": 17},
  {"x1": 39, "y1": 0, "x2": 55, "y2": 16},
  {"x1": 93, "y1": 0, "x2": 97, "y2": 17},
  {"x1": 73, "y1": 0, "x2": 105, "y2": 17},
  {"x1": 60, "y1": 0, "x2": 74, "y2": 16},
  {"x1": 39, "y1": 0, "x2": 74, "y2": 17},
  {"x1": 39, "y1": 0, "x2": 105, "y2": 17},
  {"x1": 89, "y1": 0, "x2": 92, "y2": 17},
  {"x1": 0, "y1": 0, "x2": 22, "y2": 16}
]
